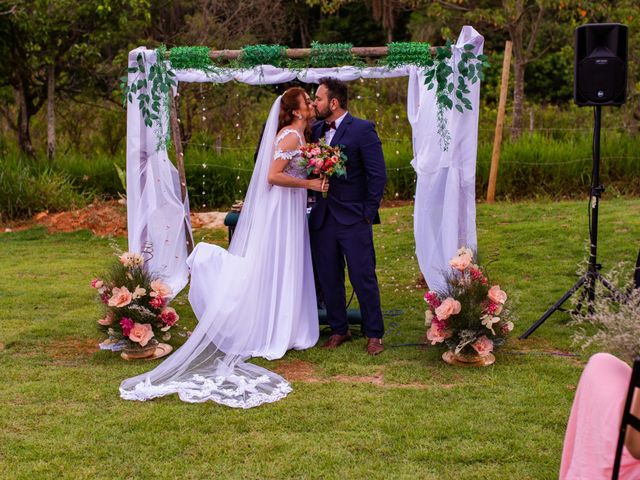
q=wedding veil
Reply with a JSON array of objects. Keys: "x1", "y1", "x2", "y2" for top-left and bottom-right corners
[{"x1": 119, "y1": 96, "x2": 294, "y2": 408}]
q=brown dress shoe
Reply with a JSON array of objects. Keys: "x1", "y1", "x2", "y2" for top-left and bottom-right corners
[
  {"x1": 366, "y1": 337, "x2": 384, "y2": 356},
  {"x1": 322, "y1": 331, "x2": 352, "y2": 349}
]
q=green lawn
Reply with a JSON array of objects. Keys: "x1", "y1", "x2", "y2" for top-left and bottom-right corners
[{"x1": 1, "y1": 198, "x2": 639, "y2": 479}]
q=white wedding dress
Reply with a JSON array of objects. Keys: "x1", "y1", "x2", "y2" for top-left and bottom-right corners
[{"x1": 119, "y1": 97, "x2": 319, "y2": 408}]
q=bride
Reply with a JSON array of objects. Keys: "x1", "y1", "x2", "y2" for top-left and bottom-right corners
[{"x1": 120, "y1": 87, "x2": 327, "y2": 408}]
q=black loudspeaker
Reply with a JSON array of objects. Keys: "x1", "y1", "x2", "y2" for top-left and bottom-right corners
[{"x1": 574, "y1": 23, "x2": 628, "y2": 106}]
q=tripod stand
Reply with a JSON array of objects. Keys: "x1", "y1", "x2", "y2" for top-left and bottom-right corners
[{"x1": 520, "y1": 105, "x2": 619, "y2": 339}]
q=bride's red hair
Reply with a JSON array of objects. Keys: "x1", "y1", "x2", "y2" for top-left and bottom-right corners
[{"x1": 278, "y1": 87, "x2": 311, "y2": 141}]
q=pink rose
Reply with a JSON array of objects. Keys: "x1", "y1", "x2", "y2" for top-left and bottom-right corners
[
  {"x1": 108, "y1": 286, "x2": 132, "y2": 308},
  {"x1": 311, "y1": 147, "x2": 321, "y2": 156},
  {"x1": 98, "y1": 311, "x2": 114, "y2": 326},
  {"x1": 128, "y1": 322, "x2": 154, "y2": 347},
  {"x1": 449, "y1": 252, "x2": 472, "y2": 271},
  {"x1": 488, "y1": 285, "x2": 507, "y2": 304},
  {"x1": 435, "y1": 297, "x2": 461, "y2": 321},
  {"x1": 150, "y1": 280, "x2": 172, "y2": 300},
  {"x1": 120, "y1": 317, "x2": 134, "y2": 336},
  {"x1": 91, "y1": 278, "x2": 103, "y2": 289},
  {"x1": 472, "y1": 335, "x2": 494, "y2": 357},
  {"x1": 160, "y1": 306, "x2": 179, "y2": 327}
]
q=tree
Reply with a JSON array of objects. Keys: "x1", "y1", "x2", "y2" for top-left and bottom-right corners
[{"x1": 0, "y1": 0, "x2": 150, "y2": 157}]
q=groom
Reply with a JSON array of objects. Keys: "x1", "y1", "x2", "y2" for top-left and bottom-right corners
[{"x1": 309, "y1": 77, "x2": 387, "y2": 356}]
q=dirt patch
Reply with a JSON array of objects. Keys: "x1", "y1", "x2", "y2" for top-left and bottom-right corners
[
  {"x1": 190, "y1": 211, "x2": 227, "y2": 230},
  {"x1": 273, "y1": 359, "x2": 322, "y2": 382},
  {"x1": 1, "y1": 196, "x2": 410, "y2": 238},
  {"x1": 1, "y1": 200, "x2": 232, "y2": 237},
  {"x1": 273, "y1": 361, "x2": 433, "y2": 389},
  {"x1": 332, "y1": 368, "x2": 385, "y2": 386},
  {"x1": 47, "y1": 337, "x2": 100, "y2": 360}
]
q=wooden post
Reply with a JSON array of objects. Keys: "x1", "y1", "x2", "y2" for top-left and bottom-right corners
[
  {"x1": 169, "y1": 87, "x2": 194, "y2": 254},
  {"x1": 486, "y1": 40, "x2": 512, "y2": 204}
]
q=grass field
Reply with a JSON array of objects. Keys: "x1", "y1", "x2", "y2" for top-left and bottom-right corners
[{"x1": 1, "y1": 198, "x2": 639, "y2": 479}]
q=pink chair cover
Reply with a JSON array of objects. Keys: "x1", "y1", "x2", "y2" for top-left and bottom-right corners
[{"x1": 560, "y1": 353, "x2": 640, "y2": 479}]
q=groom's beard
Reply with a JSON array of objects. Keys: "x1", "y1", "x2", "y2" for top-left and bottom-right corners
[{"x1": 314, "y1": 106, "x2": 331, "y2": 121}]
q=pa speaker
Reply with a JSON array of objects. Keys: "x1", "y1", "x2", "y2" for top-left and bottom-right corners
[{"x1": 574, "y1": 23, "x2": 628, "y2": 106}]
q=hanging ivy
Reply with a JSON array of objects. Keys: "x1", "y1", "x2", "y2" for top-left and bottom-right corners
[
  {"x1": 421, "y1": 39, "x2": 489, "y2": 150},
  {"x1": 121, "y1": 45, "x2": 176, "y2": 150}
]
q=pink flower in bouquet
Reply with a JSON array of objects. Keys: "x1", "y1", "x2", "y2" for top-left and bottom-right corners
[
  {"x1": 501, "y1": 321, "x2": 514, "y2": 334},
  {"x1": 470, "y1": 267, "x2": 485, "y2": 282},
  {"x1": 426, "y1": 322, "x2": 448, "y2": 344},
  {"x1": 488, "y1": 285, "x2": 507, "y2": 304},
  {"x1": 128, "y1": 322, "x2": 154, "y2": 346},
  {"x1": 91, "y1": 278, "x2": 103, "y2": 289},
  {"x1": 310, "y1": 147, "x2": 321, "y2": 156},
  {"x1": 119, "y1": 252, "x2": 144, "y2": 268},
  {"x1": 160, "y1": 306, "x2": 179, "y2": 327},
  {"x1": 150, "y1": 280, "x2": 172, "y2": 300},
  {"x1": 485, "y1": 301, "x2": 503, "y2": 315},
  {"x1": 472, "y1": 335, "x2": 494, "y2": 357},
  {"x1": 98, "y1": 311, "x2": 114, "y2": 326},
  {"x1": 132, "y1": 286, "x2": 146, "y2": 300},
  {"x1": 108, "y1": 286, "x2": 133, "y2": 308},
  {"x1": 435, "y1": 297, "x2": 461, "y2": 320},
  {"x1": 423, "y1": 291, "x2": 441, "y2": 309},
  {"x1": 120, "y1": 317, "x2": 134, "y2": 336},
  {"x1": 149, "y1": 296, "x2": 165, "y2": 310},
  {"x1": 100, "y1": 292, "x2": 110, "y2": 304},
  {"x1": 449, "y1": 252, "x2": 472, "y2": 271}
]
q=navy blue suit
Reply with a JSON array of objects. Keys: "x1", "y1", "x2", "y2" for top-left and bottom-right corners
[{"x1": 309, "y1": 113, "x2": 387, "y2": 338}]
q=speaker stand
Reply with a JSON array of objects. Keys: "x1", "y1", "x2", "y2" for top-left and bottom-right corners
[{"x1": 520, "y1": 106, "x2": 621, "y2": 339}]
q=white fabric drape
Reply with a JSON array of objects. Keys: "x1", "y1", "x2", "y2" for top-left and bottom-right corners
[
  {"x1": 408, "y1": 26, "x2": 483, "y2": 292},
  {"x1": 126, "y1": 25, "x2": 482, "y2": 303},
  {"x1": 126, "y1": 48, "x2": 192, "y2": 298}
]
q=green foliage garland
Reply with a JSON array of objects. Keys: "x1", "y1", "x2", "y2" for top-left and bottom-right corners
[
  {"x1": 240, "y1": 45, "x2": 287, "y2": 68},
  {"x1": 384, "y1": 42, "x2": 432, "y2": 68},
  {"x1": 169, "y1": 46, "x2": 215, "y2": 71},
  {"x1": 310, "y1": 41, "x2": 360, "y2": 67},
  {"x1": 122, "y1": 40, "x2": 489, "y2": 152}
]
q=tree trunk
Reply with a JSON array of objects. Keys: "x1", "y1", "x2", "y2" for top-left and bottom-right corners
[
  {"x1": 16, "y1": 82, "x2": 35, "y2": 158},
  {"x1": 47, "y1": 63, "x2": 56, "y2": 161},
  {"x1": 511, "y1": 58, "x2": 525, "y2": 140}
]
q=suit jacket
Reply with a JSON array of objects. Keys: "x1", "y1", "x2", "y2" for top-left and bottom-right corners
[{"x1": 308, "y1": 113, "x2": 387, "y2": 230}]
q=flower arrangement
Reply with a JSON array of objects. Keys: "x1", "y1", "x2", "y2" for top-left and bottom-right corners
[
  {"x1": 570, "y1": 261, "x2": 640, "y2": 362},
  {"x1": 424, "y1": 247, "x2": 513, "y2": 360},
  {"x1": 91, "y1": 251, "x2": 180, "y2": 355},
  {"x1": 299, "y1": 139, "x2": 347, "y2": 197}
]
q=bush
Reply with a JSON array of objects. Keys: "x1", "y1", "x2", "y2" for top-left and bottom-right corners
[{"x1": 0, "y1": 156, "x2": 87, "y2": 222}]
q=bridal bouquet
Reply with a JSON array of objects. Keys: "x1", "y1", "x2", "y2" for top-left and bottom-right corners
[
  {"x1": 91, "y1": 251, "x2": 180, "y2": 355},
  {"x1": 299, "y1": 139, "x2": 347, "y2": 197},
  {"x1": 424, "y1": 247, "x2": 513, "y2": 360}
]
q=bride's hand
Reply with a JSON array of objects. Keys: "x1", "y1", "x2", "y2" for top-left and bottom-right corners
[{"x1": 307, "y1": 177, "x2": 329, "y2": 193}]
